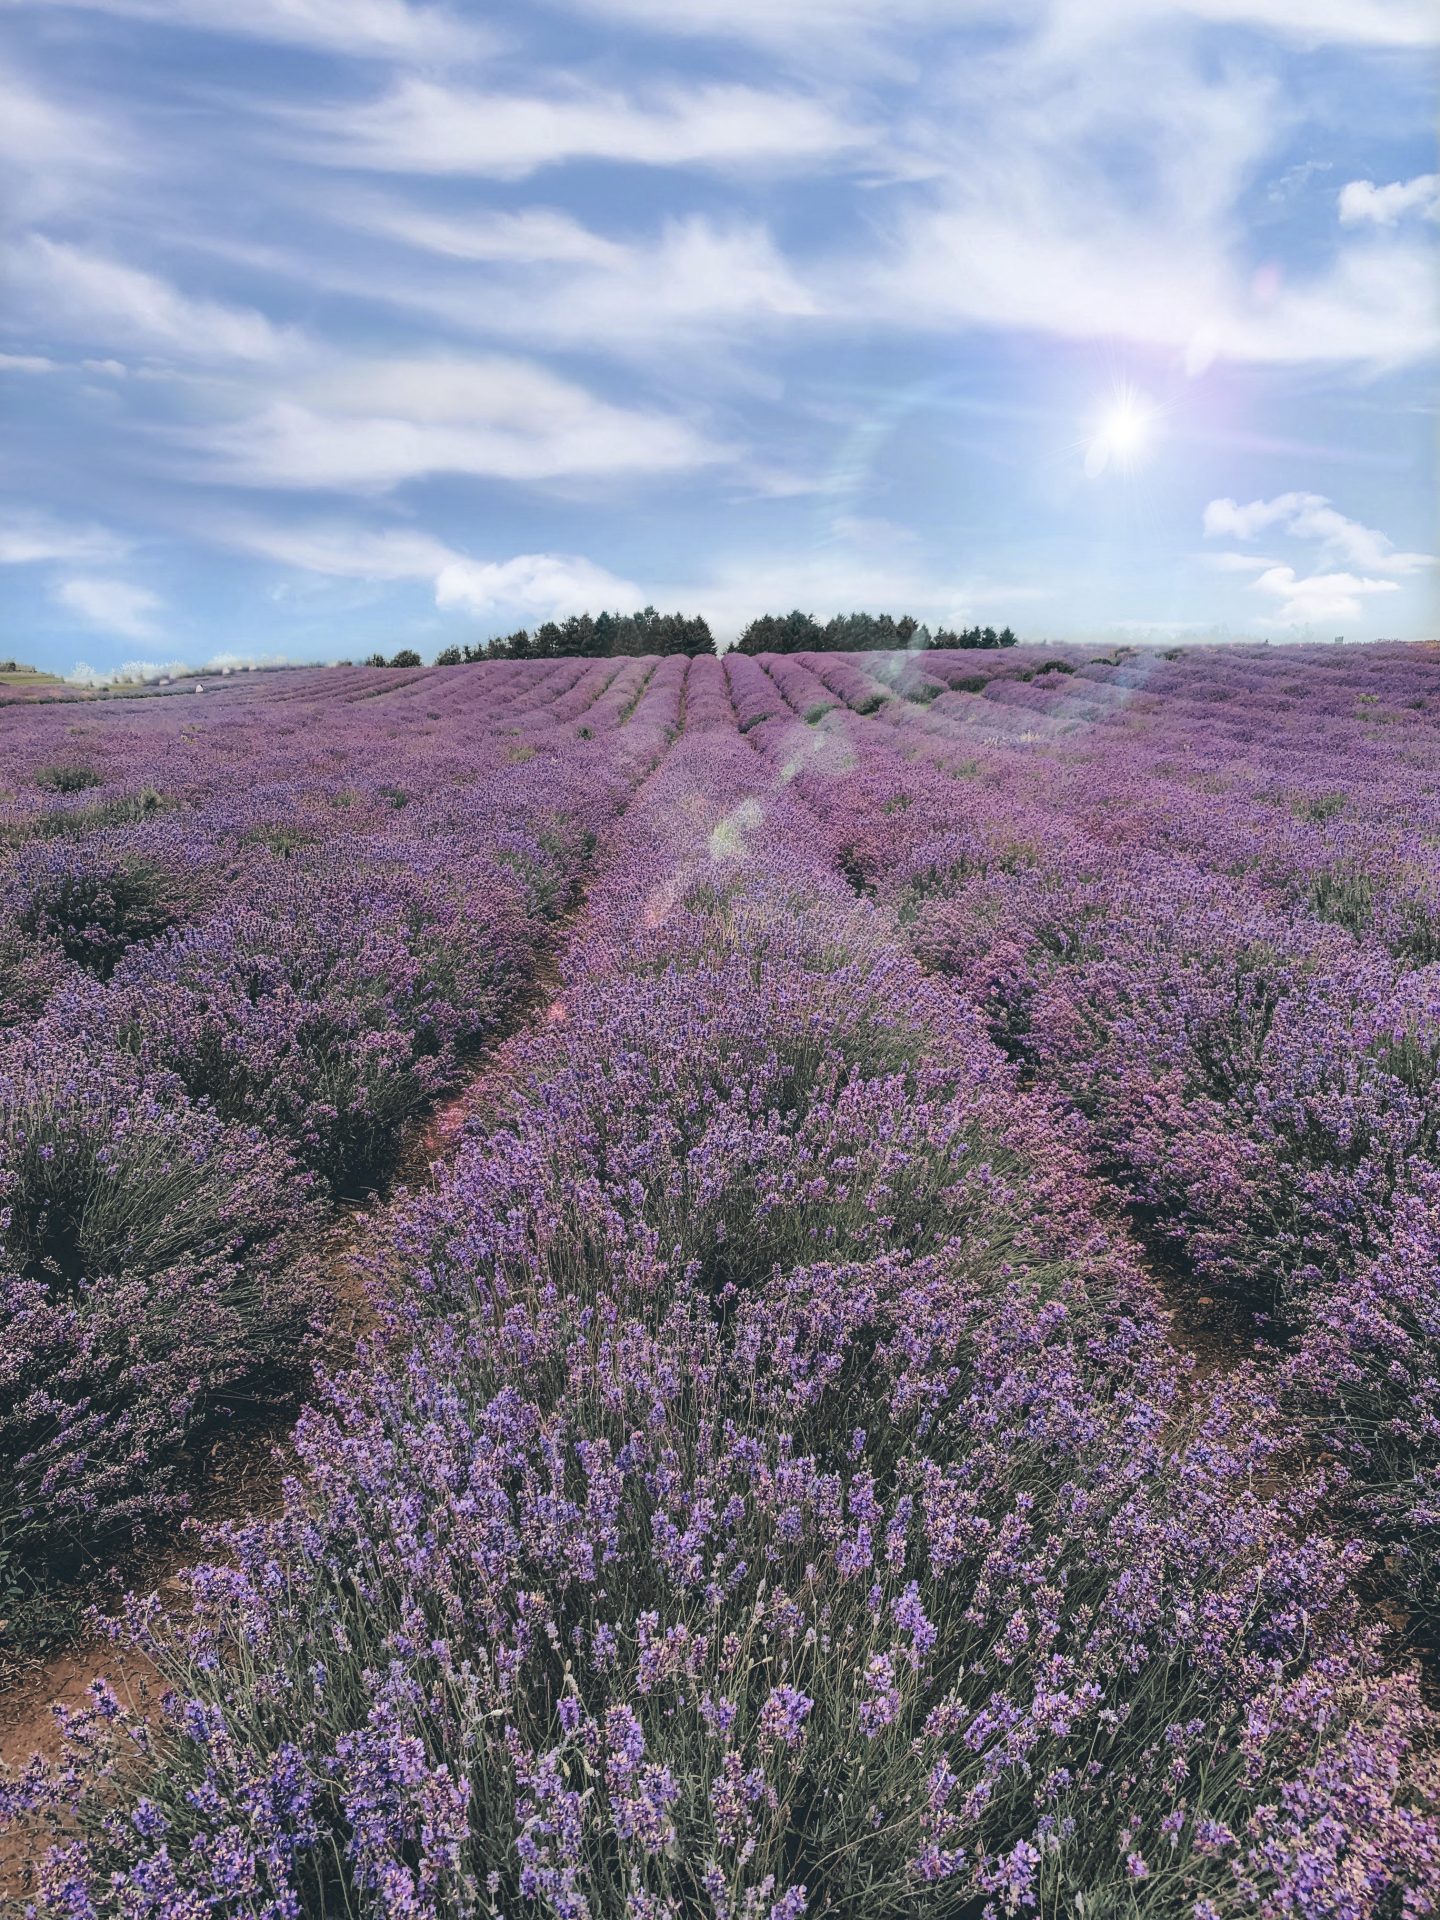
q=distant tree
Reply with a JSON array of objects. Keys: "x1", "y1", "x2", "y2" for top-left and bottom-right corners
[
  {"x1": 733, "y1": 610, "x2": 818, "y2": 655},
  {"x1": 434, "y1": 645, "x2": 463, "y2": 666},
  {"x1": 435, "y1": 610, "x2": 714, "y2": 661},
  {"x1": 980, "y1": 627, "x2": 999, "y2": 650},
  {"x1": 997, "y1": 626, "x2": 1018, "y2": 649},
  {"x1": 390, "y1": 648, "x2": 422, "y2": 668},
  {"x1": 818, "y1": 612, "x2": 921, "y2": 651},
  {"x1": 365, "y1": 651, "x2": 387, "y2": 667}
]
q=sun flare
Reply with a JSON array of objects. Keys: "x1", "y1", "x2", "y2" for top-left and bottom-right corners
[
  {"x1": 1084, "y1": 386, "x2": 1159, "y2": 477},
  {"x1": 1102, "y1": 399, "x2": 1150, "y2": 456}
]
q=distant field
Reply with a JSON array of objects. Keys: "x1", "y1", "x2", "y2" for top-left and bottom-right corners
[{"x1": 2, "y1": 644, "x2": 1438, "y2": 1913}]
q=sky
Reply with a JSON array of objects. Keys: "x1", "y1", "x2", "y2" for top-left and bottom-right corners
[{"x1": 1, "y1": 0, "x2": 1436, "y2": 676}]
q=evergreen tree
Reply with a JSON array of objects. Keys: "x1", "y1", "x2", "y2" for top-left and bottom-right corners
[{"x1": 735, "y1": 610, "x2": 822, "y2": 654}]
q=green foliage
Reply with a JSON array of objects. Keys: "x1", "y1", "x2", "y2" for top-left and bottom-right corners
[
  {"x1": 459, "y1": 608, "x2": 716, "y2": 662},
  {"x1": 37, "y1": 765, "x2": 102, "y2": 794}
]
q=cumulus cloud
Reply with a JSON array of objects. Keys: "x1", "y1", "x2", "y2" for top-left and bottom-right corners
[
  {"x1": 1250, "y1": 566, "x2": 1402, "y2": 625},
  {"x1": 1203, "y1": 492, "x2": 1435, "y2": 575},
  {"x1": 286, "y1": 76, "x2": 866, "y2": 178},
  {"x1": 54, "y1": 575, "x2": 164, "y2": 639},
  {"x1": 434, "y1": 552, "x2": 641, "y2": 619},
  {"x1": 1338, "y1": 173, "x2": 1440, "y2": 226}
]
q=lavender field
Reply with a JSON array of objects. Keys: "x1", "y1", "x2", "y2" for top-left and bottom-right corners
[{"x1": 3, "y1": 645, "x2": 1439, "y2": 1915}]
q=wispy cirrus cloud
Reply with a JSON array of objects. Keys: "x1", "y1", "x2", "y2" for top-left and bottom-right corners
[
  {"x1": 7, "y1": 0, "x2": 486, "y2": 60},
  {"x1": 282, "y1": 76, "x2": 868, "y2": 178},
  {"x1": 190, "y1": 353, "x2": 726, "y2": 491},
  {"x1": 551, "y1": 0, "x2": 1440, "y2": 52},
  {"x1": 5, "y1": 236, "x2": 299, "y2": 363},
  {"x1": 0, "y1": 510, "x2": 131, "y2": 566}
]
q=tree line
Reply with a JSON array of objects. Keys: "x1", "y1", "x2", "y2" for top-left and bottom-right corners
[
  {"x1": 362, "y1": 607, "x2": 1024, "y2": 668},
  {"x1": 733, "y1": 612, "x2": 1018, "y2": 654},
  {"x1": 438, "y1": 607, "x2": 715, "y2": 663}
]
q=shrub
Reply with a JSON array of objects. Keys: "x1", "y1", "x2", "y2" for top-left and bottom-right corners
[
  {"x1": 36, "y1": 765, "x2": 102, "y2": 794},
  {"x1": 0, "y1": 1031, "x2": 315, "y2": 1596},
  {"x1": 62, "y1": 871, "x2": 526, "y2": 1191},
  {"x1": 8, "y1": 845, "x2": 180, "y2": 978}
]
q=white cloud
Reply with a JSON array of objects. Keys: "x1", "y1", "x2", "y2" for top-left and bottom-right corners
[
  {"x1": 7, "y1": 236, "x2": 297, "y2": 363},
  {"x1": 848, "y1": 34, "x2": 1440, "y2": 370},
  {"x1": 200, "y1": 513, "x2": 641, "y2": 623},
  {"x1": 0, "y1": 352, "x2": 60, "y2": 373},
  {"x1": 194, "y1": 354, "x2": 723, "y2": 491},
  {"x1": 54, "y1": 575, "x2": 164, "y2": 639},
  {"x1": 180, "y1": 209, "x2": 817, "y2": 361},
  {"x1": 330, "y1": 198, "x2": 632, "y2": 268},
  {"x1": 0, "y1": 62, "x2": 133, "y2": 221},
  {"x1": 211, "y1": 517, "x2": 462, "y2": 581},
  {"x1": 10, "y1": 0, "x2": 484, "y2": 60},
  {"x1": 0, "y1": 512, "x2": 130, "y2": 566},
  {"x1": 1338, "y1": 174, "x2": 1440, "y2": 226},
  {"x1": 1250, "y1": 566, "x2": 1402, "y2": 625},
  {"x1": 1202, "y1": 550, "x2": 1281, "y2": 572},
  {"x1": 1203, "y1": 492, "x2": 1435, "y2": 575},
  {"x1": 434, "y1": 553, "x2": 641, "y2": 619},
  {"x1": 287, "y1": 76, "x2": 866, "y2": 178},
  {"x1": 1162, "y1": 0, "x2": 1438, "y2": 44},
  {"x1": 552, "y1": 0, "x2": 1439, "y2": 51}
]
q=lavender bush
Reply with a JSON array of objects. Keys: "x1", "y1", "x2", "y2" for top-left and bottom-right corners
[{"x1": 0, "y1": 1029, "x2": 315, "y2": 1599}]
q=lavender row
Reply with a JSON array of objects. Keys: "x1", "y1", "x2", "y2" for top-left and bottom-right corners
[
  {"x1": 0, "y1": 667, "x2": 683, "y2": 1609},
  {"x1": 7, "y1": 721, "x2": 1437, "y2": 1914},
  {"x1": 747, "y1": 676, "x2": 1440, "y2": 1628}
]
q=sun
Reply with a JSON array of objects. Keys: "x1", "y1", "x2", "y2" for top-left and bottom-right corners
[
  {"x1": 1102, "y1": 398, "x2": 1150, "y2": 457},
  {"x1": 1084, "y1": 385, "x2": 1158, "y2": 477}
]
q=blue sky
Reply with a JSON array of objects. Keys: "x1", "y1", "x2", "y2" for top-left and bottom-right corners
[{"x1": 1, "y1": 0, "x2": 1436, "y2": 675}]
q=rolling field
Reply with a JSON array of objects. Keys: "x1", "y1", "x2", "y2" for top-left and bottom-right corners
[{"x1": 2, "y1": 645, "x2": 1439, "y2": 1914}]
